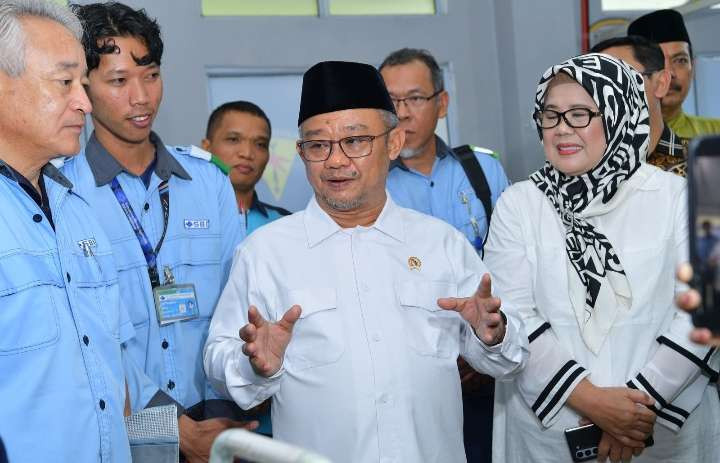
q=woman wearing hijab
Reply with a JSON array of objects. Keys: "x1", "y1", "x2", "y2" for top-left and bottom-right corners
[{"x1": 487, "y1": 54, "x2": 719, "y2": 463}]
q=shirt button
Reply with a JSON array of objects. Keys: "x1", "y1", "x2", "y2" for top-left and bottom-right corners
[
  {"x1": 167, "y1": 380, "x2": 175, "y2": 390},
  {"x1": 143, "y1": 203, "x2": 150, "y2": 211},
  {"x1": 378, "y1": 393, "x2": 389, "y2": 404},
  {"x1": 32, "y1": 213, "x2": 42, "y2": 223},
  {"x1": 372, "y1": 333, "x2": 381, "y2": 342},
  {"x1": 66, "y1": 272, "x2": 71, "y2": 283},
  {"x1": 161, "y1": 339, "x2": 169, "y2": 349},
  {"x1": 430, "y1": 181, "x2": 435, "y2": 187},
  {"x1": 83, "y1": 335, "x2": 89, "y2": 346},
  {"x1": 99, "y1": 399, "x2": 106, "y2": 410}
]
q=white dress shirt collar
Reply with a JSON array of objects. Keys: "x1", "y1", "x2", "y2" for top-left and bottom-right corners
[{"x1": 303, "y1": 192, "x2": 406, "y2": 248}]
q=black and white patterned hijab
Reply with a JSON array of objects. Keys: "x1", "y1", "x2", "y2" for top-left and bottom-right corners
[{"x1": 530, "y1": 54, "x2": 650, "y2": 354}]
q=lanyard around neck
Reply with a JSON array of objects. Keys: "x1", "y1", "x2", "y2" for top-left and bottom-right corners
[{"x1": 110, "y1": 177, "x2": 170, "y2": 287}]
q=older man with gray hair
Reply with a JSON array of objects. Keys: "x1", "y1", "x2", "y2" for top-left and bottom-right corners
[{"x1": 0, "y1": 1, "x2": 133, "y2": 461}]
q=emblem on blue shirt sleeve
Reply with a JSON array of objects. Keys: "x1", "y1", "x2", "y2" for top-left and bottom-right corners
[{"x1": 184, "y1": 219, "x2": 209, "y2": 229}]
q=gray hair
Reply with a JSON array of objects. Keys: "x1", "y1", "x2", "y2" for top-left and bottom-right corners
[
  {"x1": 298, "y1": 109, "x2": 398, "y2": 138},
  {"x1": 378, "y1": 109, "x2": 398, "y2": 129},
  {"x1": 0, "y1": 0, "x2": 82, "y2": 77},
  {"x1": 379, "y1": 48, "x2": 444, "y2": 93}
]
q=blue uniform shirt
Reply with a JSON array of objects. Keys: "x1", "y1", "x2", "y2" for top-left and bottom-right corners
[
  {"x1": 0, "y1": 160, "x2": 132, "y2": 463},
  {"x1": 244, "y1": 191, "x2": 291, "y2": 235},
  {"x1": 387, "y1": 137, "x2": 509, "y2": 250},
  {"x1": 62, "y1": 132, "x2": 244, "y2": 411}
]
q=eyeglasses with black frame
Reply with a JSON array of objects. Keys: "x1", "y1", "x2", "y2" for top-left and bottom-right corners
[
  {"x1": 297, "y1": 127, "x2": 394, "y2": 162},
  {"x1": 534, "y1": 108, "x2": 603, "y2": 129},
  {"x1": 390, "y1": 89, "x2": 443, "y2": 109}
]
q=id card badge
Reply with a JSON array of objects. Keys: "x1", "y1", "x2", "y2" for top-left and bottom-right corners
[{"x1": 153, "y1": 283, "x2": 200, "y2": 325}]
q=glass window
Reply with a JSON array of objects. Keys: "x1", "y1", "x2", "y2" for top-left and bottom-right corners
[
  {"x1": 329, "y1": 0, "x2": 435, "y2": 15},
  {"x1": 201, "y1": 0, "x2": 317, "y2": 16}
]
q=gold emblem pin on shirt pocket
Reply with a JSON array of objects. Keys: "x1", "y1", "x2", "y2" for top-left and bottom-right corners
[{"x1": 408, "y1": 256, "x2": 422, "y2": 271}]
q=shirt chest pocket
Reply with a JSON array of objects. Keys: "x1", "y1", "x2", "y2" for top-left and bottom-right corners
[
  {"x1": 112, "y1": 238, "x2": 153, "y2": 328},
  {"x1": 71, "y1": 252, "x2": 121, "y2": 340},
  {"x1": 534, "y1": 245, "x2": 578, "y2": 325},
  {"x1": 617, "y1": 240, "x2": 674, "y2": 324},
  {"x1": 165, "y1": 236, "x2": 223, "y2": 319},
  {"x1": 0, "y1": 252, "x2": 62, "y2": 355},
  {"x1": 280, "y1": 287, "x2": 344, "y2": 371},
  {"x1": 396, "y1": 280, "x2": 461, "y2": 359}
]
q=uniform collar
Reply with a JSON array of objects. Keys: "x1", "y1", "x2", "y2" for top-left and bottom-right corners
[
  {"x1": 85, "y1": 131, "x2": 192, "y2": 187},
  {"x1": 0, "y1": 158, "x2": 73, "y2": 189},
  {"x1": 389, "y1": 135, "x2": 452, "y2": 171},
  {"x1": 0, "y1": 159, "x2": 26, "y2": 183},
  {"x1": 249, "y1": 191, "x2": 269, "y2": 218},
  {"x1": 303, "y1": 193, "x2": 405, "y2": 247},
  {"x1": 666, "y1": 111, "x2": 686, "y2": 128}
]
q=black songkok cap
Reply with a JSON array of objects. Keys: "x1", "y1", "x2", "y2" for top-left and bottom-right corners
[
  {"x1": 298, "y1": 61, "x2": 396, "y2": 126},
  {"x1": 628, "y1": 9, "x2": 691, "y2": 45}
]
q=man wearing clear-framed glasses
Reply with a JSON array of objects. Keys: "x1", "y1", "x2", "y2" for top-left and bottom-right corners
[
  {"x1": 204, "y1": 60, "x2": 528, "y2": 463},
  {"x1": 379, "y1": 48, "x2": 509, "y2": 255}
]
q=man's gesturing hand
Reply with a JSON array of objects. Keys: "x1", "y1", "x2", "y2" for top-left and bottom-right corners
[
  {"x1": 437, "y1": 273, "x2": 506, "y2": 346},
  {"x1": 239, "y1": 305, "x2": 301, "y2": 377}
]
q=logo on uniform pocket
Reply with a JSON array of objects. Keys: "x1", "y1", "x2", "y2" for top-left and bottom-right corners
[
  {"x1": 77, "y1": 237, "x2": 97, "y2": 256},
  {"x1": 184, "y1": 219, "x2": 209, "y2": 229}
]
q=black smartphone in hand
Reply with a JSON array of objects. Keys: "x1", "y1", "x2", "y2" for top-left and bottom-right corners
[
  {"x1": 564, "y1": 423, "x2": 654, "y2": 462},
  {"x1": 688, "y1": 135, "x2": 720, "y2": 333},
  {"x1": 564, "y1": 424, "x2": 602, "y2": 462}
]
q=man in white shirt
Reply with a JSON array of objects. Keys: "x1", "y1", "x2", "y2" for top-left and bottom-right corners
[{"x1": 204, "y1": 60, "x2": 528, "y2": 462}]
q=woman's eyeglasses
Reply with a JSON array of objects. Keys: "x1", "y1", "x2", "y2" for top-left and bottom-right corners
[{"x1": 534, "y1": 108, "x2": 603, "y2": 129}]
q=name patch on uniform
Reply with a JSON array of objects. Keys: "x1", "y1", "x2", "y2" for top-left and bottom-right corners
[
  {"x1": 77, "y1": 238, "x2": 97, "y2": 256},
  {"x1": 184, "y1": 219, "x2": 209, "y2": 229}
]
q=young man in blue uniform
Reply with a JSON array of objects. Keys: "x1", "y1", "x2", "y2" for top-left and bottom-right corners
[
  {"x1": 0, "y1": 1, "x2": 131, "y2": 461},
  {"x1": 63, "y1": 3, "x2": 253, "y2": 461},
  {"x1": 202, "y1": 101, "x2": 291, "y2": 235},
  {"x1": 380, "y1": 48, "x2": 510, "y2": 463}
]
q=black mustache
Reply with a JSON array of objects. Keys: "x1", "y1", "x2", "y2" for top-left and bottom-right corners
[{"x1": 323, "y1": 173, "x2": 358, "y2": 181}]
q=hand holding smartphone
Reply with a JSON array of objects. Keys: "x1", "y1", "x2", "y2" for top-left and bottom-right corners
[
  {"x1": 564, "y1": 424, "x2": 654, "y2": 462},
  {"x1": 564, "y1": 424, "x2": 602, "y2": 462}
]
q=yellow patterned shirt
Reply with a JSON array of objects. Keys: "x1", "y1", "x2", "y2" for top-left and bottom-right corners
[{"x1": 667, "y1": 111, "x2": 720, "y2": 139}]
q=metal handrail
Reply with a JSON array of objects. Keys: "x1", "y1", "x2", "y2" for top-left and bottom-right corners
[{"x1": 209, "y1": 429, "x2": 332, "y2": 463}]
